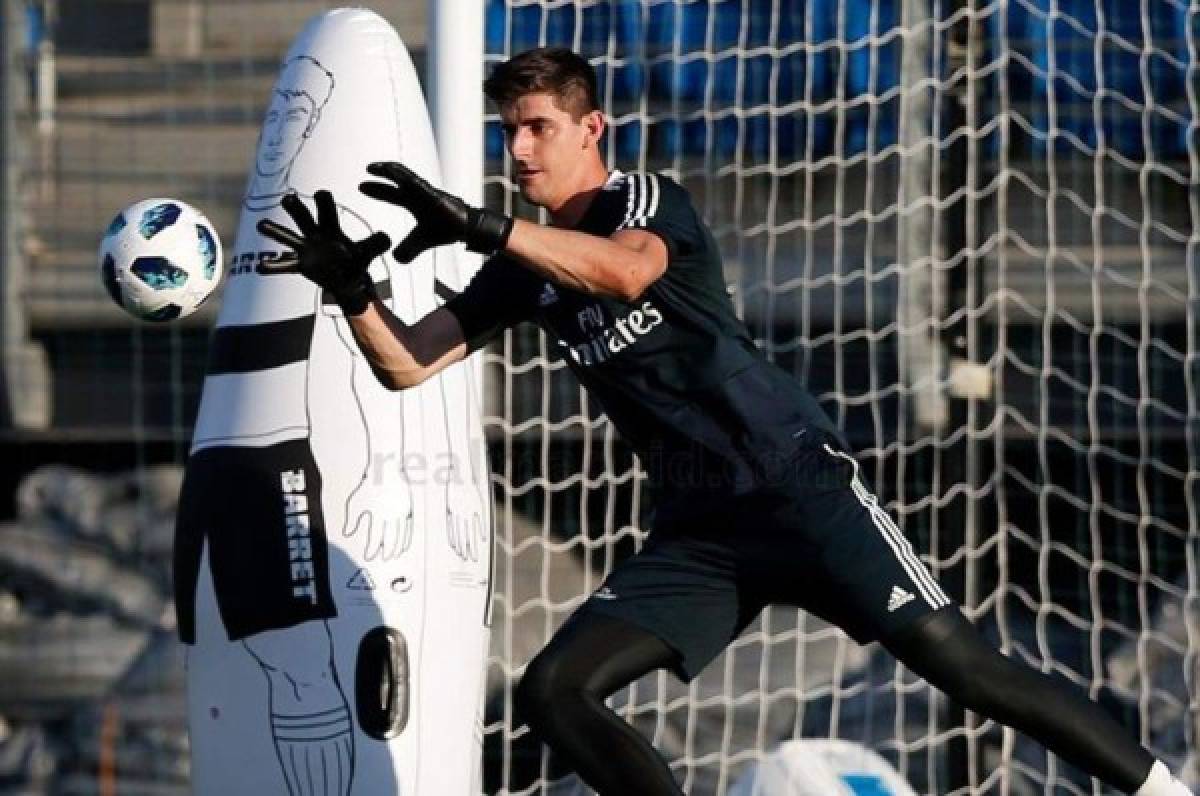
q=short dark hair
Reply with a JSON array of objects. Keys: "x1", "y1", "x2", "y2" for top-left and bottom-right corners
[{"x1": 483, "y1": 47, "x2": 600, "y2": 120}]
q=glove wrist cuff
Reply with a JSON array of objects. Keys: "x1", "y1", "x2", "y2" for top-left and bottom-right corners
[
  {"x1": 465, "y1": 209, "x2": 514, "y2": 256},
  {"x1": 336, "y1": 276, "x2": 376, "y2": 317}
]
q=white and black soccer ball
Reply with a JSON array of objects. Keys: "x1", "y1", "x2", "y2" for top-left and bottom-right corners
[{"x1": 98, "y1": 198, "x2": 223, "y2": 322}]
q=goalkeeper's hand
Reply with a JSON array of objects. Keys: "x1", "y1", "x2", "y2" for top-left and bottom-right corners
[
  {"x1": 256, "y1": 191, "x2": 391, "y2": 316},
  {"x1": 359, "y1": 161, "x2": 513, "y2": 263}
]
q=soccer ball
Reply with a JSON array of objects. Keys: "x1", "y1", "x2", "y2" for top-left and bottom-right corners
[{"x1": 98, "y1": 198, "x2": 223, "y2": 322}]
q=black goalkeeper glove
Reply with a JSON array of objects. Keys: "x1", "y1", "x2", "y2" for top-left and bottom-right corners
[
  {"x1": 256, "y1": 191, "x2": 391, "y2": 316},
  {"x1": 359, "y1": 161, "x2": 513, "y2": 263}
]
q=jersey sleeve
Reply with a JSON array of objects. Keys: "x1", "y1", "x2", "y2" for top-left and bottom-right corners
[
  {"x1": 442, "y1": 255, "x2": 538, "y2": 353},
  {"x1": 615, "y1": 173, "x2": 705, "y2": 258}
]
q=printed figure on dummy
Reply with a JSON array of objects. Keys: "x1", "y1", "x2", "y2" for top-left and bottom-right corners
[{"x1": 175, "y1": 52, "x2": 411, "y2": 795}]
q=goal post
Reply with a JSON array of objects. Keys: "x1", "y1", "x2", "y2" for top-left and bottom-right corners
[{"x1": 428, "y1": 0, "x2": 486, "y2": 208}]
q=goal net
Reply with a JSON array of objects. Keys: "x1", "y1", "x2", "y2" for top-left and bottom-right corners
[{"x1": 481, "y1": 1, "x2": 1198, "y2": 794}]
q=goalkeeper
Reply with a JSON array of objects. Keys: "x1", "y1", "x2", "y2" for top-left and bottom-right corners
[{"x1": 258, "y1": 47, "x2": 1190, "y2": 796}]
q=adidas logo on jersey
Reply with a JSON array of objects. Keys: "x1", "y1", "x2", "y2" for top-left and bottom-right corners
[
  {"x1": 538, "y1": 282, "x2": 559, "y2": 306},
  {"x1": 593, "y1": 585, "x2": 618, "y2": 601},
  {"x1": 887, "y1": 585, "x2": 915, "y2": 613}
]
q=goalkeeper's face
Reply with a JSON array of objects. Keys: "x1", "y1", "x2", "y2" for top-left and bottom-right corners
[{"x1": 501, "y1": 93, "x2": 605, "y2": 212}]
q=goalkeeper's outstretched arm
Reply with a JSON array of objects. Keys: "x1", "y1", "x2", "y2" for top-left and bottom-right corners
[
  {"x1": 256, "y1": 174, "x2": 668, "y2": 392},
  {"x1": 255, "y1": 190, "x2": 470, "y2": 391},
  {"x1": 344, "y1": 302, "x2": 468, "y2": 390},
  {"x1": 359, "y1": 161, "x2": 668, "y2": 301}
]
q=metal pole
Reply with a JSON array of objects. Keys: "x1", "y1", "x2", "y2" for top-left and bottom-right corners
[
  {"x1": 938, "y1": 0, "x2": 983, "y2": 790},
  {"x1": 427, "y1": 0, "x2": 489, "y2": 420},
  {"x1": 428, "y1": 0, "x2": 484, "y2": 210},
  {"x1": 899, "y1": 0, "x2": 971, "y2": 788},
  {"x1": 1, "y1": 0, "x2": 51, "y2": 430},
  {"x1": 899, "y1": 0, "x2": 947, "y2": 433},
  {"x1": 36, "y1": 0, "x2": 54, "y2": 137},
  {"x1": 942, "y1": 0, "x2": 983, "y2": 619},
  {"x1": 2, "y1": 0, "x2": 24, "y2": 425}
]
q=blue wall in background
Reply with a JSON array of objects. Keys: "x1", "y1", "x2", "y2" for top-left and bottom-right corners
[{"x1": 484, "y1": 0, "x2": 1195, "y2": 164}]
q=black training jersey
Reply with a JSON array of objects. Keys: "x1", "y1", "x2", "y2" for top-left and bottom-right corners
[{"x1": 445, "y1": 170, "x2": 838, "y2": 500}]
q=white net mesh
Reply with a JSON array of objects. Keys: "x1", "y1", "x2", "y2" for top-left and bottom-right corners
[{"x1": 482, "y1": 1, "x2": 1199, "y2": 794}]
